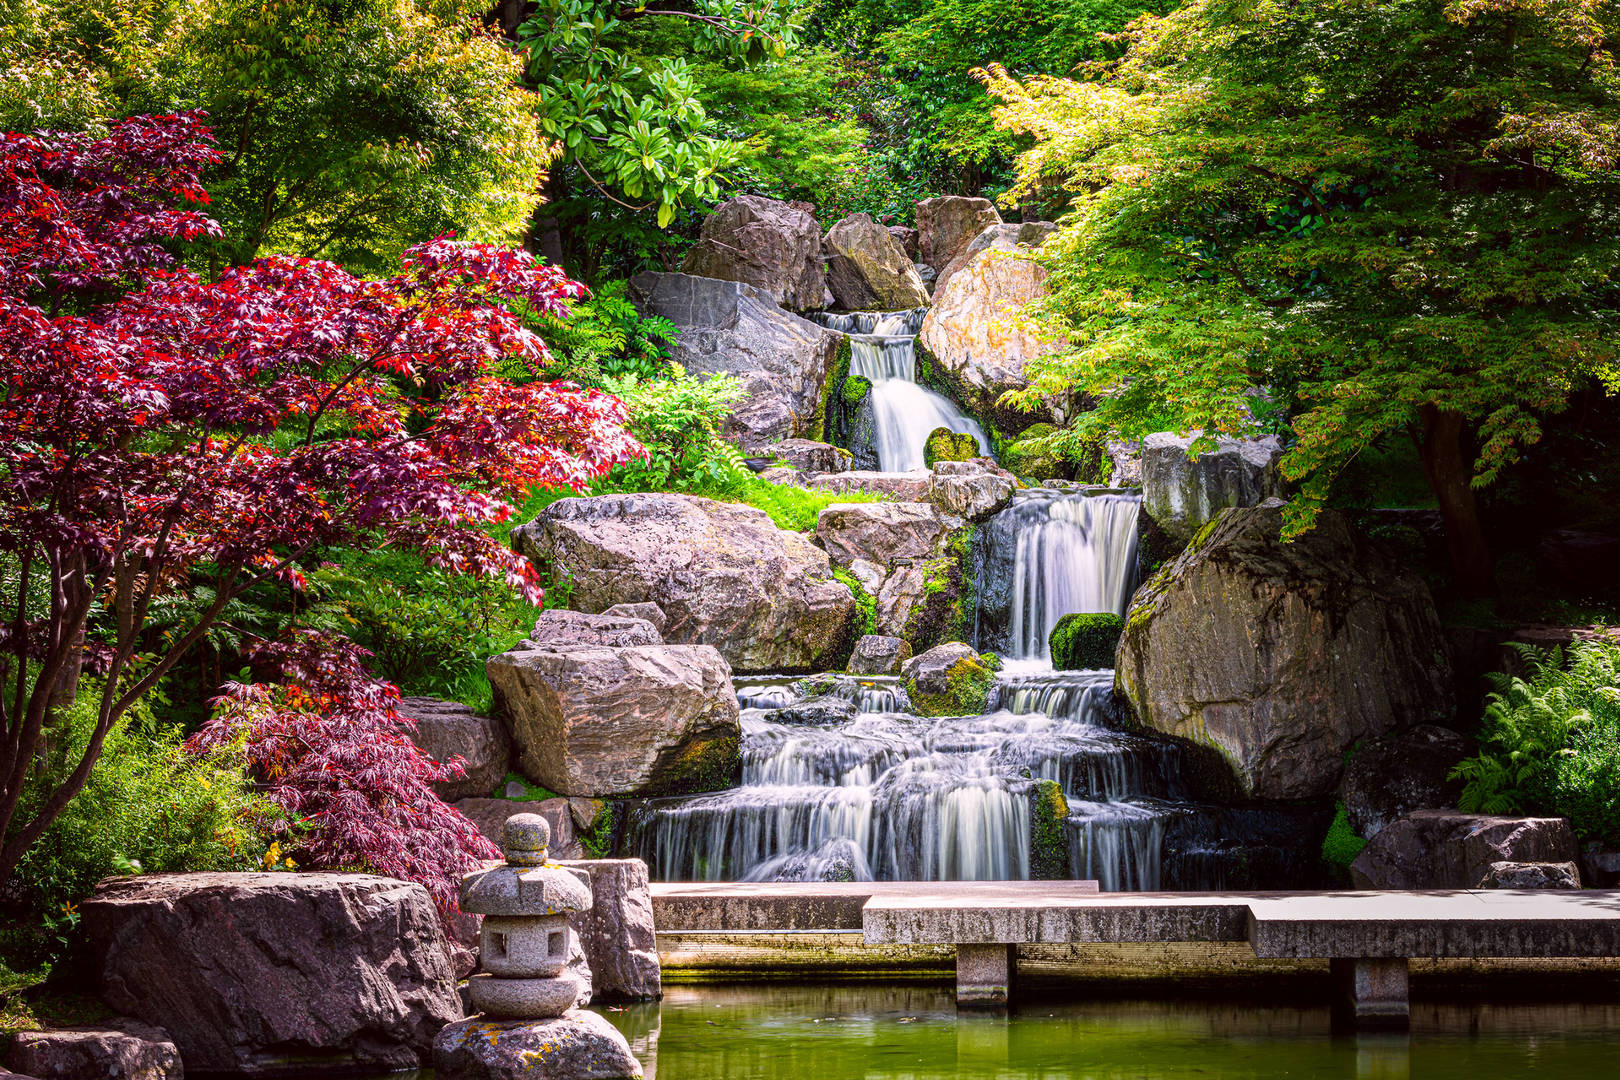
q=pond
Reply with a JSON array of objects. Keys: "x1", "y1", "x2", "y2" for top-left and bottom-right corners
[{"x1": 593, "y1": 982, "x2": 1620, "y2": 1079}]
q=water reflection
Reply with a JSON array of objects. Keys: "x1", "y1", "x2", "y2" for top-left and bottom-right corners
[{"x1": 598, "y1": 983, "x2": 1620, "y2": 1080}]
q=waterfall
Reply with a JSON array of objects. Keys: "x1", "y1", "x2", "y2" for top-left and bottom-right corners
[
  {"x1": 979, "y1": 490, "x2": 1142, "y2": 662},
  {"x1": 619, "y1": 488, "x2": 1329, "y2": 893},
  {"x1": 818, "y1": 309, "x2": 988, "y2": 472}
]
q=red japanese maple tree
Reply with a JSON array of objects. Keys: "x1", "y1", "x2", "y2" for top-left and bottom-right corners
[{"x1": 0, "y1": 113, "x2": 642, "y2": 895}]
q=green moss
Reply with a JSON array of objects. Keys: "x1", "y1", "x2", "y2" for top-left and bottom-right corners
[
  {"x1": 902, "y1": 526, "x2": 979, "y2": 654},
  {"x1": 1030, "y1": 779, "x2": 1069, "y2": 880},
  {"x1": 911, "y1": 653, "x2": 1001, "y2": 717},
  {"x1": 497, "y1": 771, "x2": 562, "y2": 801},
  {"x1": 832, "y1": 566, "x2": 878, "y2": 639},
  {"x1": 817, "y1": 336, "x2": 852, "y2": 444},
  {"x1": 1049, "y1": 613, "x2": 1124, "y2": 670},
  {"x1": 643, "y1": 733, "x2": 741, "y2": 797},
  {"x1": 841, "y1": 374, "x2": 871, "y2": 406},
  {"x1": 577, "y1": 800, "x2": 620, "y2": 859},
  {"x1": 1321, "y1": 801, "x2": 1368, "y2": 868},
  {"x1": 923, "y1": 427, "x2": 979, "y2": 468}
]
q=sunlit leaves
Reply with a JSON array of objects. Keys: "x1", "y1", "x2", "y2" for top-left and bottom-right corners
[{"x1": 516, "y1": 0, "x2": 800, "y2": 222}]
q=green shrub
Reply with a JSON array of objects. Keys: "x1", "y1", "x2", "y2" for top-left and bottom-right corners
[
  {"x1": 1320, "y1": 802, "x2": 1368, "y2": 868},
  {"x1": 1451, "y1": 639, "x2": 1620, "y2": 845},
  {"x1": 923, "y1": 427, "x2": 979, "y2": 467},
  {"x1": 306, "y1": 549, "x2": 539, "y2": 713},
  {"x1": 4, "y1": 684, "x2": 269, "y2": 969},
  {"x1": 1049, "y1": 613, "x2": 1125, "y2": 670}
]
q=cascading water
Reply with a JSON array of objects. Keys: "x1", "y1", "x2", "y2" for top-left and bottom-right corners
[
  {"x1": 814, "y1": 309, "x2": 988, "y2": 472},
  {"x1": 979, "y1": 489, "x2": 1142, "y2": 662},
  {"x1": 619, "y1": 498, "x2": 1327, "y2": 891}
]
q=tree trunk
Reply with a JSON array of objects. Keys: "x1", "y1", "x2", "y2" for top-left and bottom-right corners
[{"x1": 1413, "y1": 405, "x2": 1494, "y2": 596}]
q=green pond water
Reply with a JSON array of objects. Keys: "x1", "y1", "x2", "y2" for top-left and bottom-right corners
[
  {"x1": 587, "y1": 983, "x2": 1620, "y2": 1079},
  {"x1": 383, "y1": 982, "x2": 1620, "y2": 1079}
]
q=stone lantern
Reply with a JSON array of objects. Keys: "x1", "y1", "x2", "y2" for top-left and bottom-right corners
[{"x1": 460, "y1": 813, "x2": 592, "y2": 1020}]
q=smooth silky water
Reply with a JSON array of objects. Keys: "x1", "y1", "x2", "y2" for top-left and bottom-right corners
[
  {"x1": 816, "y1": 309, "x2": 988, "y2": 471},
  {"x1": 623, "y1": 487, "x2": 1323, "y2": 890},
  {"x1": 591, "y1": 984, "x2": 1620, "y2": 1079}
]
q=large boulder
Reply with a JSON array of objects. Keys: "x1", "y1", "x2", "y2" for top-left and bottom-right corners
[
  {"x1": 770, "y1": 437, "x2": 851, "y2": 474},
  {"x1": 398, "y1": 697, "x2": 511, "y2": 801},
  {"x1": 901, "y1": 642, "x2": 981, "y2": 697},
  {"x1": 556, "y1": 859, "x2": 661, "y2": 1001},
  {"x1": 803, "y1": 470, "x2": 931, "y2": 502},
  {"x1": 1116, "y1": 501, "x2": 1454, "y2": 799},
  {"x1": 81, "y1": 873, "x2": 461, "y2": 1076},
  {"x1": 529, "y1": 608, "x2": 663, "y2": 648},
  {"x1": 823, "y1": 213, "x2": 930, "y2": 310},
  {"x1": 847, "y1": 634, "x2": 912, "y2": 675},
  {"x1": 928, "y1": 459, "x2": 1017, "y2": 521},
  {"x1": 1339, "y1": 725, "x2": 1469, "y2": 838},
  {"x1": 514, "y1": 493, "x2": 856, "y2": 673},
  {"x1": 680, "y1": 194, "x2": 825, "y2": 310},
  {"x1": 887, "y1": 225, "x2": 920, "y2": 261},
  {"x1": 815, "y1": 501, "x2": 947, "y2": 569},
  {"x1": 1349, "y1": 811, "x2": 1580, "y2": 889},
  {"x1": 915, "y1": 196, "x2": 1001, "y2": 270},
  {"x1": 1141, "y1": 432, "x2": 1286, "y2": 546},
  {"x1": 433, "y1": 1013, "x2": 641, "y2": 1080},
  {"x1": 627, "y1": 273, "x2": 840, "y2": 451},
  {"x1": 918, "y1": 223, "x2": 1065, "y2": 428},
  {"x1": 4, "y1": 1022, "x2": 179, "y2": 1080},
  {"x1": 933, "y1": 220, "x2": 1057, "y2": 296},
  {"x1": 487, "y1": 639, "x2": 739, "y2": 798}
]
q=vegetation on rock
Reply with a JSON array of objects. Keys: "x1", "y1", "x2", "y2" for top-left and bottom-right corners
[
  {"x1": 1049, "y1": 613, "x2": 1124, "y2": 671},
  {"x1": 923, "y1": 427, "x2": 981, "y2": 468}
]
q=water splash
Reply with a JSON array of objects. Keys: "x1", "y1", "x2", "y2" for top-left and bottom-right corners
[{"x1": 820, "y1": 309, "x2": 987, "y2": 472}]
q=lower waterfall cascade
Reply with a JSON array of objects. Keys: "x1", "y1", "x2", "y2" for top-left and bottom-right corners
[{"x1": 814, "y1": 309, "x2": 988, "y2": 472}]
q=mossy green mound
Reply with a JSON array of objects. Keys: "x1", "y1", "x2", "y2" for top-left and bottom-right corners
[
  {"x1": 923, "y1": 426, "x2": 979, "y2": 468},
  {"x1": 1049, "y1": 612, "x2": 1124, "y2": 670}
]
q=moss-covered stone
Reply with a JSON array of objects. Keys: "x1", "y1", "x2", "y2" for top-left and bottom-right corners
[
  {"x1": 1049, "y1": 612, "x2": 1124, "y2": 670},
  {"x1": 818, "y1": 336, "x2": 852, "y2": 445},
  {"x1": 910, "y1": 653, "x2": 1000, "y2": 717},
  {"x1": 841, "y1": 374, "x2": 871, "y2": 405},
  {"x1": 1030, "y1": 779, "x2": 1070, "y2": 880},
  {"x1": 923, "y1": 427, "x2": 979, "y2": 468},
  {"x1": 642, "y1": 732, "x2": 741, "y2": 796},
  {"x1": 903, "y1": 526, "x2": 977, "y2": 654},
  {"x1": 1002, "y1": 422, "x2": 1069, "y2": 481}
]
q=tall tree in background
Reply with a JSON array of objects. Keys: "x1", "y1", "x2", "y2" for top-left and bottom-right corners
[
  {"x1": 2, "y1": 0, "x2": 549, "y2": 272},
  {"x1": 513, "y1": 0, "x2": 801, "y2": 233},
  {"x1": 984, "y1": 0, "x2": 1620, "y2": 594}
]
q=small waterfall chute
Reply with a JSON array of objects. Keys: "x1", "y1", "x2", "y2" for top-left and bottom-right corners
[{"x1": 820, "y1": 309, "x2": 987, "y2": 472}]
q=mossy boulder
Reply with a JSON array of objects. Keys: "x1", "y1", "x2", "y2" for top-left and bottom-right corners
[
  {"x1": 1049, "y1": 613, "x2": 1124, "y2": 671},
  {"x1": 902, "y1": 642, "x2": 1000, "y2": 716},
  {"x1": 923, "y1": 427, "x2": 980, "y2": 468},
  {"x1": 1115, "y1": 499, "x2": 1454, "y2": 800},
  {"x1": 1003, "y1": 423, "x2": 1071, "y2": 481}
]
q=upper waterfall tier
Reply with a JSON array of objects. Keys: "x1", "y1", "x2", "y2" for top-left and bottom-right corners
[{"x1": 816, "y1": 309, "x2": 987, "y2": 472}]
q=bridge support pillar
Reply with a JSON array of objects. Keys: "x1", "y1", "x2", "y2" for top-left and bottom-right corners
[
  {"x1": 956, "y1": 943, "x2": 1016, "y2": 1007},
  {"x1": 1331, "y1": 957, "x2": 1409, "y2": 1030}
]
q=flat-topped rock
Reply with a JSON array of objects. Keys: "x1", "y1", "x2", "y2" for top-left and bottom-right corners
[
  {"x1": 528, "y1": 609, "x2": 663, "y2": 648},
  {"x1": 1350, "y1": 810, "x2": 1579, "y2": 889},
  {"x1": 4, "y1": 1022, "x2": 179, "y2": 1080},
  {"x1": 804, "y1": 470, "x2": 931, "y2": 501},
  {"x1": 433, "y1": 1012, "x2": 641, "y2": 1080},
  {"x1": 815, "y1": 501, "x2": 946, "y2": 568}
]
